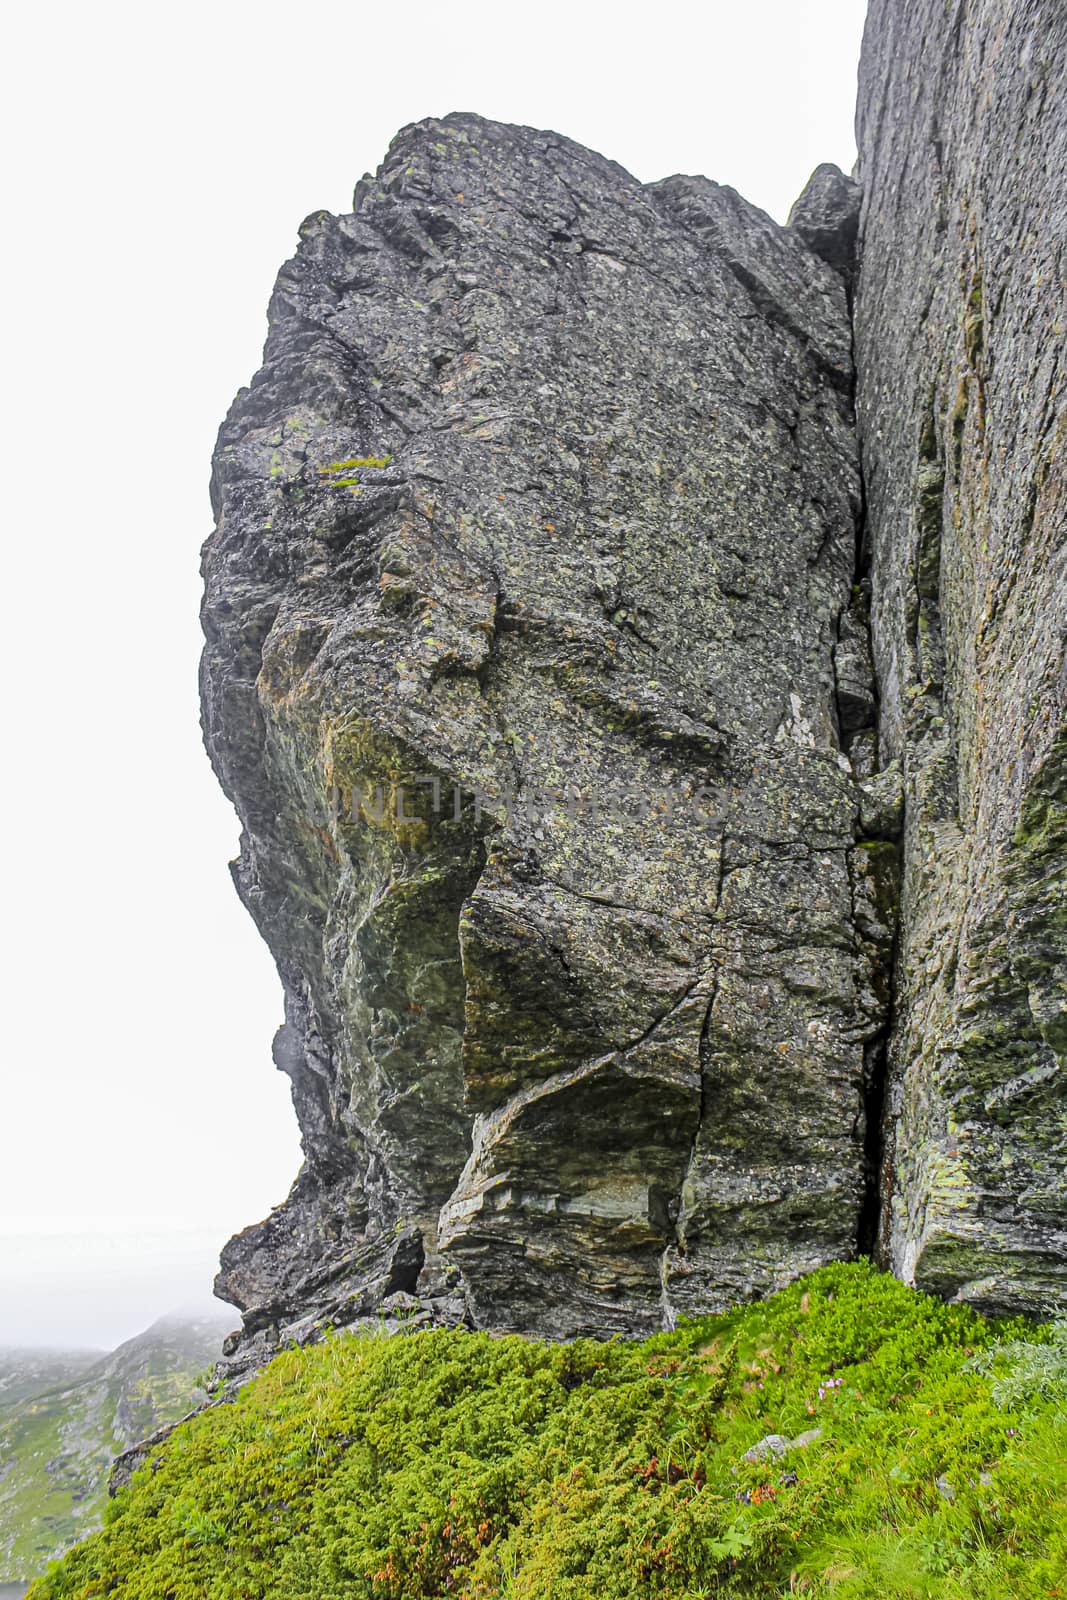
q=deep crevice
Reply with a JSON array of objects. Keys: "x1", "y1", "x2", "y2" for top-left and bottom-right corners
[
  {"x1": 842, "y1": 269, "x2": 902, "y2": 1265},
  {"x1": 857, "y1": 1030, "x2": 894, "y2": 1261}
]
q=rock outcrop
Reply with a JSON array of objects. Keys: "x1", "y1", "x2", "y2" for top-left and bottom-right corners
[
  {"x1": 200, "y1": 0, "x2": 1064, "y2": 1365},
  {"x1": 201, "y1": 117, "x2": 889, "y2": 1357},
  {"x1": 855, "y1": 0, "x2": 1066, "y2": 1313}
]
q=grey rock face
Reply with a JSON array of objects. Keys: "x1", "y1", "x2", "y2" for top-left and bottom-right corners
[
  {"x1": 200, "y1": 0, "x2": 1067, "y2": 1360},
  {"x1": 201, "y1": 112, "x2": 884, "y2": 1352},
  {"x1": 788, "y1": 164, "x2": 862, "y2": 287},
  {"x1": 855, "y1": 0, "x2": 1067, "y2": 1313},
  {"x1": 740, "y1": 1426, "x2": 822, "y2": 1464}
]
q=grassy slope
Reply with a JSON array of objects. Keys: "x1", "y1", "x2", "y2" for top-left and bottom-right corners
[
  {"x1": 0, "y1": 1320, "x2": 226, "y2": 1582},
  {"x1": 27, "y1": 1263, "x2": 1067, "y2": 1599}
]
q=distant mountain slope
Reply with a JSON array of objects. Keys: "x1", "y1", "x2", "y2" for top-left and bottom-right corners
[
  {"x1": 0, "y1": 1355, "x2": 101, "y2": 1418},
  {"x1": 0, "y1": 1314, "x2": 229, "y2": 1583}
]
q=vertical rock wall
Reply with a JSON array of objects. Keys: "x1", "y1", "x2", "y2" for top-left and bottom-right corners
[
  {"x1": 201, "y1": 116, "x2": 885, "y2": 1356},
  {"x1": 199, "y1": 0, "x2": 1066, "y2": 1363},
  {"x1": 856, "y1": 0, "x2": 1066, "y2": 1312}
]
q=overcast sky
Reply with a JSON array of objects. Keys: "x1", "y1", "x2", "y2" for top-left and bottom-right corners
[{"x1": 0, "y1": 0, "x2": 867, "y2": 1351}]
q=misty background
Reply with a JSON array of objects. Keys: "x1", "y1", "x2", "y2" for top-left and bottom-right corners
[{"x1": 0, "y1": 0, "x2": 867, "y2": 1352}]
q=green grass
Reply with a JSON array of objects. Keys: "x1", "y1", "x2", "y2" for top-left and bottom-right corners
[
  {"x1": 26, "y1": 1262, "x2": 1067, "y2": 1599},
  {"x1": 0, "y1": 1405, "x2": 81, "y2": 1576},
  {"x1": 1, "y1": 1321, "x2": 222, "y2": 1582}
]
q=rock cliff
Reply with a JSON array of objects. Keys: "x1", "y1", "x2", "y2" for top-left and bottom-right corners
[
  {"x1": 201, "y1": 0, "x2": 1064, "y2": 1366},
  {"x1": 855, "y1": 0, "x2": 1066, "y2": 1312}
]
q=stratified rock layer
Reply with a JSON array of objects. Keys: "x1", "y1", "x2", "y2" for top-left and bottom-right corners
[
  {"x1": 856, "y1": 0, "x2": 1067, "y2": 1312},
  {"x1": 201, "y1": 115, "x2": 885, "y2": 1351}
]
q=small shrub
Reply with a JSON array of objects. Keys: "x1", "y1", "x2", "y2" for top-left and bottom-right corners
[
  {"x1": 966, "y1": 1318, "x2": 1067, "y2": 1408},
  {"x1": 27, "y1": 1262, "x2": 1067, "y2": 1600}
]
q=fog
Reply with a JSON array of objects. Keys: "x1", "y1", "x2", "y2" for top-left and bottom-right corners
[{"x1": 0, "y1": 1223, "x2": 233, "y2": 1351}]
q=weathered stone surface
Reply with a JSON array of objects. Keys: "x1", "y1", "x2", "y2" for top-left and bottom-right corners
[
  {"x1": 199, "y1": 0, "x2": 1067, "y2": 1359},
  {"x1": 788, "y1": 164, "x2": 862, "y2": 287},
  {"x1": 855, "y1": 0, "x2": 1067, "y2": 1313},
  {"x1": 740, "y1": 1426, "x2": 822, "y2": 1464},
  {"x1": 201, "y1": 112, "x2": 882, "y2": 1351}
]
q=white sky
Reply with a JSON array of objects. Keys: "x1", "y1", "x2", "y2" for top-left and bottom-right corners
[{"x1": 0, "y1": 0, "x2": 867, "y2": 1351}]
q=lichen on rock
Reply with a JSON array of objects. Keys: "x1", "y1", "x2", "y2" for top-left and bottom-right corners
[
  {"x1": 855, "y1": 0, "x2": 1067, "y2": 1314},
  {"x1": 201, "y1": 113, "x2": 885, "y2": 1356},
  {"x1": 200, "y1": 1, "x2": 1066, "y2": 1364}
]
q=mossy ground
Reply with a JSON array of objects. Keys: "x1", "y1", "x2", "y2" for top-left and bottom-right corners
[{"x1": 28, "y1": 1263, "x2": 1066, "y2": 1599}]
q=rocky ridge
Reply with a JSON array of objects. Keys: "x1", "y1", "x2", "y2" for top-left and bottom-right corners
[{"x1": 200, "y1": 0, "x2": 1064, "y2": 1376}]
